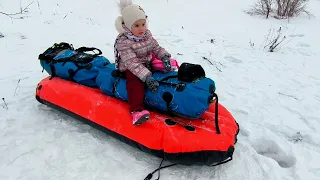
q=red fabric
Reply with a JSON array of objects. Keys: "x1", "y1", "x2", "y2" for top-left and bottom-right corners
[{"x1": 125, "y1": 70, "x2": 145, "y2": 112}]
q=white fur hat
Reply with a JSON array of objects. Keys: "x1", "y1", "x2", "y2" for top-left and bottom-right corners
[{"x1": 115, "y1": 0, "x2": 147, "y2": 34}]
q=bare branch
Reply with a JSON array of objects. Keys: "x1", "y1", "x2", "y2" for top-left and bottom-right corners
[
  {"x1": 0, "y1": 1, "x2": 34, "y2": 19},
  {"x1": 261, "y1": 27, "x2": 288, "y2": 52},
  {"x1": 246, "y1": 0, "x2": 272, "y2": 18},
  {"x1": 247, "y1": 0, "x2": 312, "y2": 19}
]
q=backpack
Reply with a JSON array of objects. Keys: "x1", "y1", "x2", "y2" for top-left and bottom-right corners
[
  {"x1": 38, "y1": 42, "x2": 110, "y2": 87},
  {"x1": 96, "y1": 63, "x2": 216, "y2": 119}
]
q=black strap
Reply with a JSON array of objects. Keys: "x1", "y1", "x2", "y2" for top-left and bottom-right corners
[
  {"x1": 40, "y1": 45, "x2": 101, "y2": 64},
  {"x1": 38, "y1": 42, "x2": 74, "y2": 62},
  {"x1": 49, "y1": 65, "x2": 56, "y2": 80},
  {"x1": 54, "y1": 42, "x2": 73, "y2": 49},
  {"x1": 144, "y1": 159, "x2": 177, "y2": 180},
  {"x1": 144, "y1": 156, "x2": 233, "y2": 180},
  {"x1": 75, "y1": 47, "x2": 102, "y2": 56},
  {"x1": 212, "y1": 92, "x2": 221, "y2": 134},
  {"x1": 158, "y1": 75, "x2": 187, "y2": 92}
]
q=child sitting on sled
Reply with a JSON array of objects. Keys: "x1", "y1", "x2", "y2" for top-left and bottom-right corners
[{"x1": 114, "y1": 0, "x2": 173, "y2": 125}]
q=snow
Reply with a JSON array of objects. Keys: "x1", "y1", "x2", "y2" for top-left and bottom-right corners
[{"x1": 1, "y1": 0, "x2": 320, "y2": 179}]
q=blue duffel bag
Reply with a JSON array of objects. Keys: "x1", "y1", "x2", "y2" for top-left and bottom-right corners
[
  {"x1": 96, "y1": 63, "x2": 216, "y2": 119},
  {"x1": 39, "y1": 42, "x2": 110, "y2": 87}
]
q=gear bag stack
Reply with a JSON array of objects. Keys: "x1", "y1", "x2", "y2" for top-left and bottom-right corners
[
  {"x1": 38, "y1": 42, "x2": 110, "y2": 87},
  {"x1": 39, "y1": 42, "x2": 218, "y2": 119},
  {"x1": 96, "y1": 63, "x2": 216, "y2": 119}
]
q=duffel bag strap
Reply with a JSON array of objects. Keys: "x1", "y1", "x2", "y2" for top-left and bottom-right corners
[
  {"x1": 75, "y1": 47, "x2": 102, "y2": 56},
  {"x1": 38, "y1": 42, "x2": 74, "y2": 62},
  {"x1": 158, "y1": 75, "x2": 186, "y2": 92},
  {"x1": 212, "y1": 92, "x2": 221, "y2": 134}
]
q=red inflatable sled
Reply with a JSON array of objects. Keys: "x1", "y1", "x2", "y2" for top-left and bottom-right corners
[{"x1": 35, "y1": 76, "x2": 239, "y2": 166}]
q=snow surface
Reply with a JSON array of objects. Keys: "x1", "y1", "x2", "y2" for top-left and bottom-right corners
[{"x1": 1, "y1": 0, "x2": 320, "y2": 179}]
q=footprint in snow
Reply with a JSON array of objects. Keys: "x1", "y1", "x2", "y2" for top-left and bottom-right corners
[
  {"x1": 289, "y1": 34, "x2": 304, "y2": 38},
  {"x1": 231, "y1": 109, "x2": 250, "y2": 137},
  {"x1": 252, "y1": 139, "x2": 296, "y2": 168},
  {"x1": 224, "y1": 56, "x2": 242, "y2": 63},
  {"x1": 239, "y1": 126, "x2": 250, "y2": 137},
  {"x1": 172, "y1": 38, "x2": 183, "y2": 43},
  {"x1": 297, "y1": 42, "x2": 310, "y2": 48}
]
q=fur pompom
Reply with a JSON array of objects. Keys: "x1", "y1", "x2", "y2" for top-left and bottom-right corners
[
  {"x1": 118, "y1": 0, "x2": 132, "y2": 12},
  {"x1": 115, "y1": 16, "x2": 125, "y2": 34}
]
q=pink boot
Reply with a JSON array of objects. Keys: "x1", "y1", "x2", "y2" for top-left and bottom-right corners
[{"x1": 131, "y1": 110, "x2": 150, "y2": 125}]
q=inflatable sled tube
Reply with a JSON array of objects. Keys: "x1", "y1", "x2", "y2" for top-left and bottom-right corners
[{"x1": 35, "y1": 76, "x2": 239, "y2": 166}]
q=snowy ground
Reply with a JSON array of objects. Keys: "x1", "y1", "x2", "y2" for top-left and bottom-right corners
[{"x1": 1, "y1": 0, "x2": 320, "y2": 179}]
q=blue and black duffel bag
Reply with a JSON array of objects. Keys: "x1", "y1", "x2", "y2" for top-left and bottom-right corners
[
  {"x1": 96, "y1": 63, "x2": 217, "y2": 119},
  {"x1": 38, "y1": 42, "x2": 110, "y2": 87}
]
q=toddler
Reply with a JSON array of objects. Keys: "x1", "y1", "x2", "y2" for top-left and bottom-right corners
[{"x1": 114, "y1": 0, "x2": 172, "y2": 125}]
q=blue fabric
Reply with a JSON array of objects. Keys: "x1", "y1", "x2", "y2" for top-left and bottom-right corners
[
  {"x1": 40, "y1": 49, "x2": 110, "y2": 87},
  {"x1": 96, "y1": 63, "x2": 216, "y2": 118}
]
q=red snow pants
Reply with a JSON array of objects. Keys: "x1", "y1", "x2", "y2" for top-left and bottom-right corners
[{"x1": 125, "y1": 70, "x2": 145, "y2": 112}]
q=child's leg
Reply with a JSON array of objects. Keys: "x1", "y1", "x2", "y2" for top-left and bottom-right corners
[
  {"x1": 125, "y1": 70, "x2": 150, "y2": 125},
  {"x1": 125, "y1": 70, "x2": 145, "y2": 112}
]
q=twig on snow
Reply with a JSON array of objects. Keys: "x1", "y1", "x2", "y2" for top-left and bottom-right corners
[
  {"x1": 37, "y1": 0, "x2": 42, "y2": 14},
  {"x1": 202, "y1": 56, "x2": 222, "y2": 72},
  {"x1": 14, "y1": 79, "x2": 21, "y2": 96},
  {"x1": 63, "y1": 13, "x2": 68, "y2": 19},
  {"x1": 278, "y1": 92, "x2": 299, "y2": 100},
  {"x1": 215, "y1": 66, "x2": 222, "y2": 72},
  {"x1": 2, "y1": 98, "x2": 8, "y2": 109},
  {"x1": 202, "y1": 56, "x2": 213, "y2": 65},
  {"x1": 249, "y1": 38, "x2": 255, "y2": 49}
]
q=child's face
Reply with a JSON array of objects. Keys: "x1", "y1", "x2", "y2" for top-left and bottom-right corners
[{"x1": 131, "y1": 19, "x2": 147, "y2": 37}]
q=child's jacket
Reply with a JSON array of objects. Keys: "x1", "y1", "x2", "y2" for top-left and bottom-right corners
[{"x1": 114, "y1": 30, "x2": 170, "y2": 82}]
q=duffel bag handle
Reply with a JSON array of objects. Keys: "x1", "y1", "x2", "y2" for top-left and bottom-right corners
[
  {"x1": 157, "y1": 75, "x2": 186, "y2": 92},
  {"x1": 75, "y1": 47, "x2": 102, "y2": 56}
]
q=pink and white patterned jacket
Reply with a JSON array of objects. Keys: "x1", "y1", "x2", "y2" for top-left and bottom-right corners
[{"x1": 114, "y1": 30, "x2": 171, "y2": 82}]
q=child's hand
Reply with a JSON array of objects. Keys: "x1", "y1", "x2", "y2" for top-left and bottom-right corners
[
  {"x1": 161, "y1": 56, "x2": 172, "y2": 72},
  {"x1": 145, "y1": 76, "x2": 159, "y2": 93}
]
